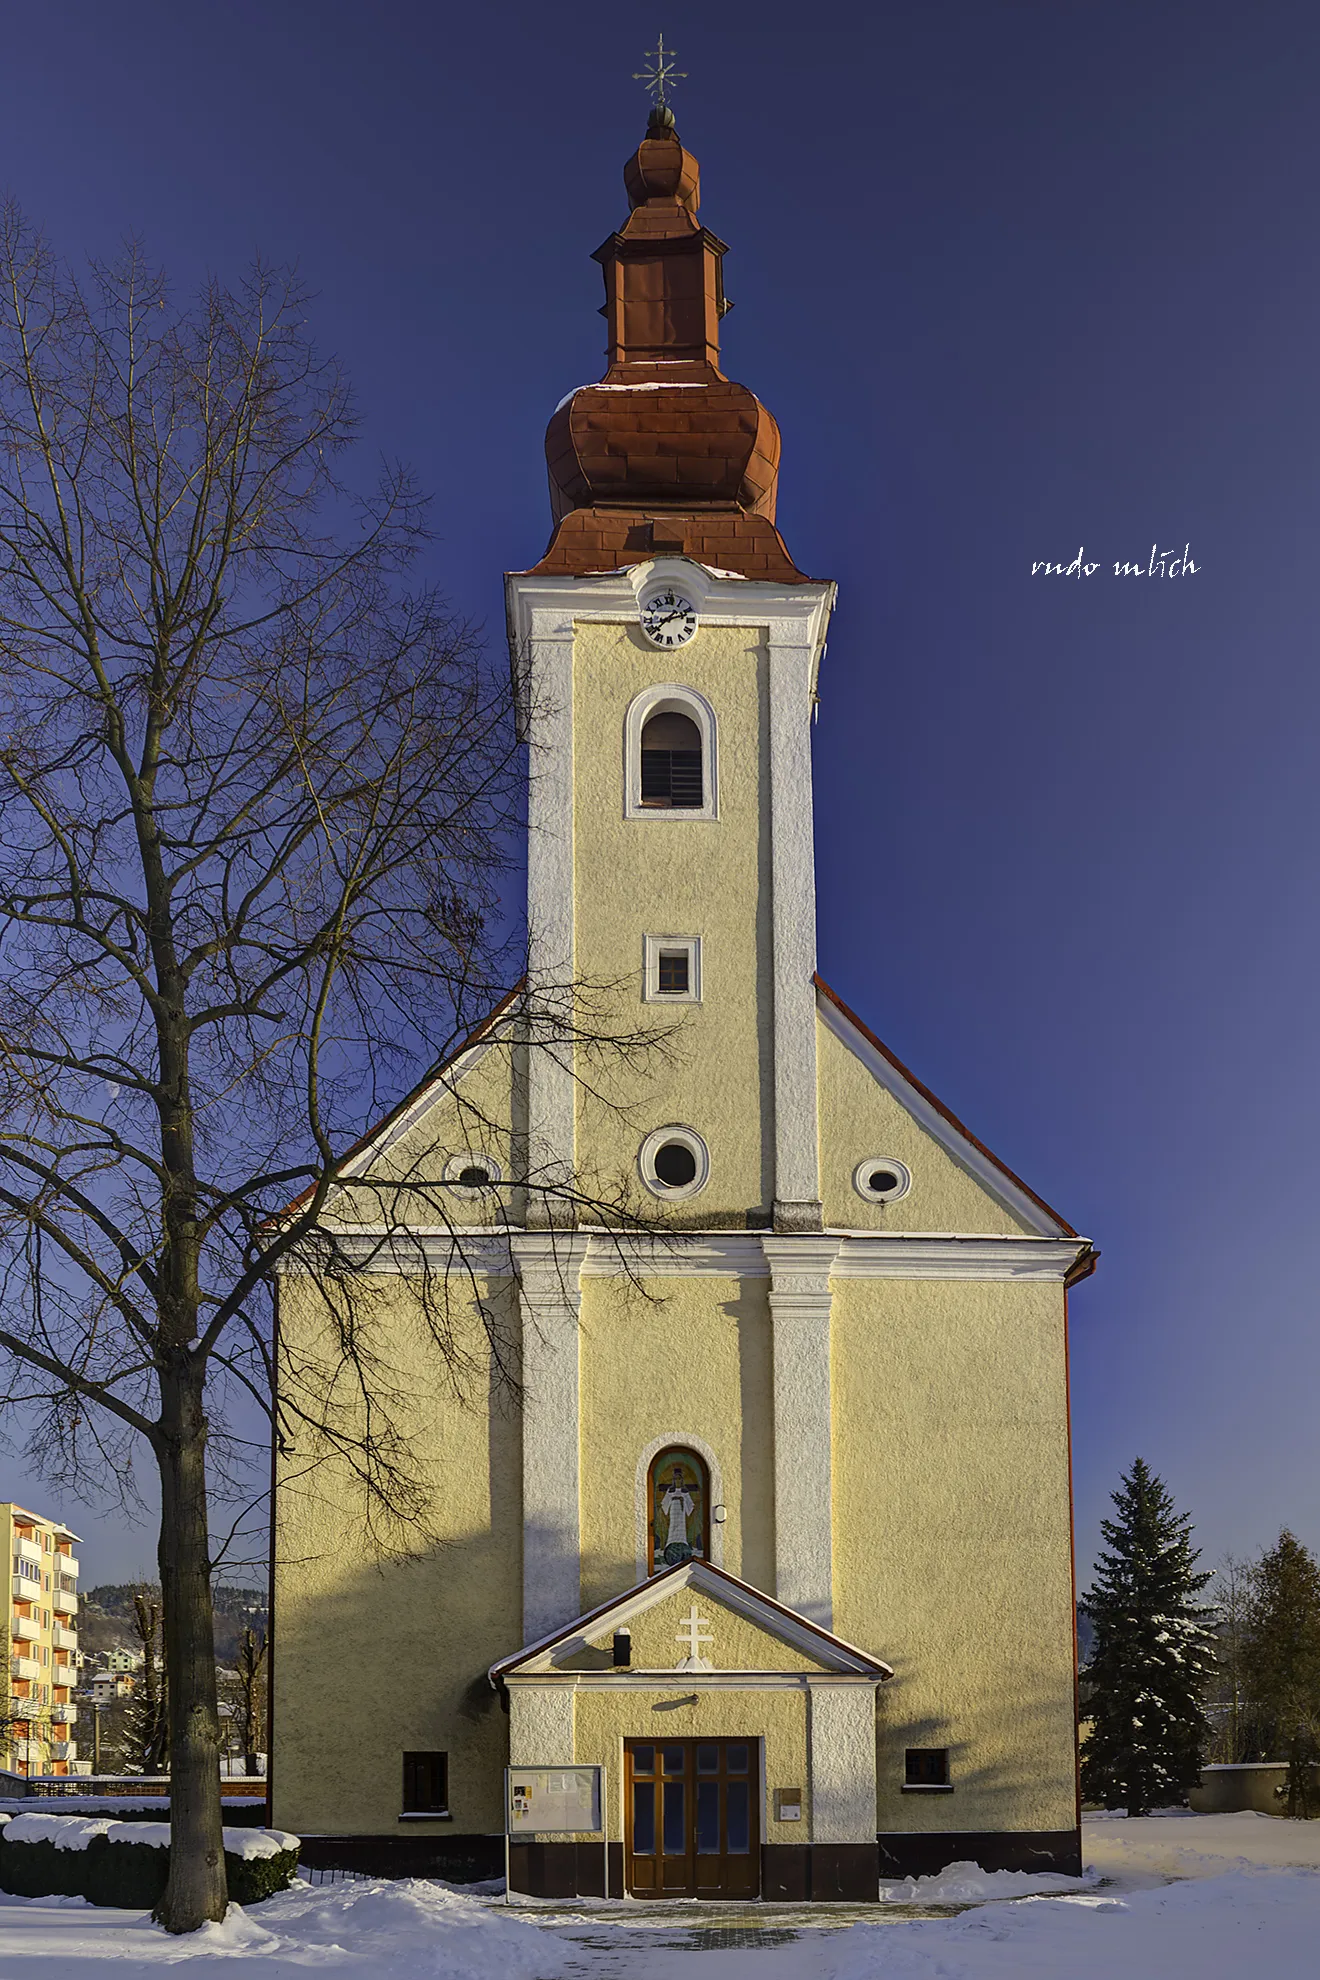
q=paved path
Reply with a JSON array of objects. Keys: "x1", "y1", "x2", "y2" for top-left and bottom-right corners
[{"x1": 508, "y1": 1900, "x2": 965, "y2": 1978}]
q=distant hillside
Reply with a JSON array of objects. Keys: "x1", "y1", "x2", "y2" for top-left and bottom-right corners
[{"x1": 83, "y1": 1584, "x2": 268, "y2": 1664}]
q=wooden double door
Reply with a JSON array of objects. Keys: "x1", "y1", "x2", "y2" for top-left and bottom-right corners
[{"x1": 624, "y1": 1737, "x2": 760, "y2": 1898}]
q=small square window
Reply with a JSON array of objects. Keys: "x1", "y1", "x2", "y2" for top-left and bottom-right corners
[
  {"x1": 904, "y1": 1747, "x2": 951, "y2": 1788},
  {"x1": 402, "y1": 1750, "x2": 449, "y2": 1814},
  {"x1": 643, "y1": 934, "x2": 701, "y2": 1003}
]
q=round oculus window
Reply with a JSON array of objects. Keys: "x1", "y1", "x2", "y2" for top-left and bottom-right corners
[
  {"x1": 444, "y1": 1153, "x2": 503, "y2": 1194},
  {"x1": 639, "y1": 1125, "x2": 709, "y2": 1200},
  {"x1": 853, "y1": 1156, "x2": 911, "y2": 1204}
]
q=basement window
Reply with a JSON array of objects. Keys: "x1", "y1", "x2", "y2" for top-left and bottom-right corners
[
  {"x1": 903, "y1": 1748, "x2": 952, "y2": 1791},
  {"x1": 401, "y1": 1751, "x2": 450, "y2": 1818}
]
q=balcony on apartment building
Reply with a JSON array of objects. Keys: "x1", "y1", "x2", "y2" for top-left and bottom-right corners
[
  {"x1": 11, "y1": 1655, "x2": 41, "y2": 1681},
  {"x1": 52, "y1": 1662, "x2": 77, "y2": 1689},
  {"x1": 50, "y1": 1702, "x2": 78, "y2": 1725},
  {"x1": 53, "y1": 1588, "x2": 77, "y2": 1616},
  {"x1": 12, "y1": 1613, "x2": 39, "y2": 1642},
  {"x1": 55, "y1": 1554, "x2": 79, "y2": 1579},
  {"x1": 50, "y1": 1740, "x2": 77, "y2": 1761},
  {"x1": 52, "y1": 1623, "x2": 77, "y2": 1651},
  {"x1": 14, "y1": 1535, "x2": 41, "y2": 1567},
  {"x1": 11, "y1": 1574, "x2": 42, "y2": 1600}
]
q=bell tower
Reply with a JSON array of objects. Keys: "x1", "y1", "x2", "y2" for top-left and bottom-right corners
[{"x1": 507, "y1": 105, "x2": 835, "y2": 1235}]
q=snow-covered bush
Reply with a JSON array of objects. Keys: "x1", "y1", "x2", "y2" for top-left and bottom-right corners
[{"x1": 0, "y1": 1812, "x2": 299, "y2": 1905}]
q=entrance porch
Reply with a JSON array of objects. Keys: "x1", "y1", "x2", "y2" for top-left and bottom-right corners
[{"x1": 490, "y1": 1559, "x2": 892, "y2": 1903}]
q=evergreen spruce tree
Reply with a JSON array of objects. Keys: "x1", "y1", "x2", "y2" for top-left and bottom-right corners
[
  {"x1": 1081, "y1": 1459, "x2": 1216, "y2": 1814},
  {"x1": 1244, "y1": 1531, "x2": 1320, "y2": 1817}
]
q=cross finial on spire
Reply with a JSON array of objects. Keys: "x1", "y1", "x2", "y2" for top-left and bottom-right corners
[{"x1": 633, "y1": 32, "x2": 686, "y2": 110}]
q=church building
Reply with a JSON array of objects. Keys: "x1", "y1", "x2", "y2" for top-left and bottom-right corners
[{"x1": 270, "y1": 101, "x2": 1095, "y2": 1902}]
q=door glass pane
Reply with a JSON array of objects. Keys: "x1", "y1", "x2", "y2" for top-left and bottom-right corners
[
  {"x1": 662, "y1": 1745, "x2": 685, "y2": 1775},
  {"x1": 696, "y1": 1780, "x2": 720, "y2": 1853},
  {"x1": 662, "y1": 1780, "x2": 686, "y2": 1854},
  {"x1": 632, "y1": 1781, "x2": 655, "y2": 1854},
  {"x1": 726, "y1": 1780, "x2": 750, "y2": 1854},
  {"x1": 696, "y1": 1743, "x2": 719, "y2": 1773},
  {"x1": 631, "y1": 1745, "x2": 655, "y2": 1776},
  {"x1": 726, "y1": 1743, "x2": 749, "y2": 1773}
]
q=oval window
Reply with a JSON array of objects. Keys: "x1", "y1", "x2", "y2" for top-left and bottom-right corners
[{"x1": 852, "y1": 1156, "x2": 911, "y2": 1204}]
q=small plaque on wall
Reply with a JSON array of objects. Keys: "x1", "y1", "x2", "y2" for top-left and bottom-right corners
[{"x1": 775, "y1": 1787, "x2": 803, "y2": 1822}]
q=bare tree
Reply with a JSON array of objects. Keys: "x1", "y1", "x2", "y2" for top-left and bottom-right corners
[
  {"x1": 124, "y1": 1589, "x2": 169, "y2": 1774},
  {"x1": 0, "y1": 208, "x2": 667, "y2": 1928},
  {"x1": 1205, "y1": 1554, "x2": 1256, "y2": 1764},
  {"x1": 219, "y1": 1625, "x2": 266, "y2": 1777}
]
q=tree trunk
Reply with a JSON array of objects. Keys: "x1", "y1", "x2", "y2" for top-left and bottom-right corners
[{"x1": 153, "y1": 1361, "x2": 227, "y2": 1930}]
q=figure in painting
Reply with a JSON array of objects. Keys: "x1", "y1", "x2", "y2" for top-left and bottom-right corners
[{"x1": 661, "y1": 1466, "x2": 694, "y2": 1556}]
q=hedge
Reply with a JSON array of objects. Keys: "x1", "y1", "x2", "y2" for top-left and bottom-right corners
[{"x1": 0, "y1": 1817, "x2": 299, "y2": 1906}]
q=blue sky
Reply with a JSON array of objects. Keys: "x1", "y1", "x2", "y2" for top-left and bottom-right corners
[{"x1": 3, "y1": 0, "x2": 1318, "y2": 1590}]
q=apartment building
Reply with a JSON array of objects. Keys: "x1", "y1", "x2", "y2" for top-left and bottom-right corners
[{"x1": 3, "y1": 1502, "x2": 82, "y2": 1777}]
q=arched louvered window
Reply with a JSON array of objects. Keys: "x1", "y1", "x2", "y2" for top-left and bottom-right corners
[
  {"x1": 624, "y1": 688, "x2": 717, "y2": 820},
  {"x1": 640, "y1": 710, "x2": 703, "y2": 808}
]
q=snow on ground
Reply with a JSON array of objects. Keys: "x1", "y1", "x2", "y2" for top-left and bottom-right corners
[
  {"x1": 1084, "y1": 1806, "x2": 1320, "y2": 1882},
  {"x1": 1, "y1": 1813, "x2": 1319, "y2": 1978},
  {"x1": 0, "y1": 1876, "x2": 568, "y2": 1979}
]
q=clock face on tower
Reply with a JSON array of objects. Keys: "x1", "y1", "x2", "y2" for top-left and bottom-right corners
[{"x1": 640, "y1": 589, "x2": 698, "y2": 649}]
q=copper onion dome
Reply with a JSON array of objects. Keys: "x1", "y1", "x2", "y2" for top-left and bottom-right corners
[{"x1": 529, "y1": 107, "x2": 808, "y2": 581}]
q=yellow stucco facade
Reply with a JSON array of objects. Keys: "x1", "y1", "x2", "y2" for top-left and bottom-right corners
[{"x1": 271, "y1": 400, "x2": 1090, "y2": 1903}]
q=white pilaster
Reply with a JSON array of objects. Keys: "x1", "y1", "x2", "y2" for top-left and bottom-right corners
[
  {"x1": 513, "y1": 1233, "x2": 589, "y2": 1641},
  {"x1": 508, "y1": 1682, "x2": 575, "y2": 1767},
  {"x1": 511, "y1": 593, "x2": 578, "y2": 1219},
  {"x1": 767, "y1": 618, "x2": 823, "y2": 1228},
  {"x1": 762, "y1": 1235, "x2": 839, "y2": 1626},
  {"x1": 809, "y1": 1684, "x2": 879, "y2": 1842}
]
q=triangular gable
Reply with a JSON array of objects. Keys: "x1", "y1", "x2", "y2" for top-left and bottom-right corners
[
  {"x1": 489, "y1": 1560, "x2": 892, "y2": 1683},
  {"x1": 814, "y1": 975, "x2": 1077, "y2": 1241},
  {"x1": 271, "y1": 981, "x2": 523, "y2": 1223}
]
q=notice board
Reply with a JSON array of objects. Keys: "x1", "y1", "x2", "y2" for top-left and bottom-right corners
[{"x1": 506, "y1": 1765, "x2": 603, "y2": 1834}]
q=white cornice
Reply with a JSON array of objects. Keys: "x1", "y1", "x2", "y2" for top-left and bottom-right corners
[
  {"x1": 505, "y1": 559, "x2": 835, "y2": 729},
  {"x1": 830, "y1": 1235, "x2": 1087, "y2": 1280},
  {"x1": 277, "y1": 1228, "x2": 1089, "y2": 1282}
]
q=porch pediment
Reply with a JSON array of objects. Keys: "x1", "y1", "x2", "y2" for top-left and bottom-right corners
[{"x1": 489, "y1": 1559, "x2": 891, "y2": 1684}]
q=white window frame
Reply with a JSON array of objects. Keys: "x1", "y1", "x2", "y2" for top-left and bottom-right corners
[
  {"x1": 623, "y1": 683, "x2": 718, "y2": 821},
  {"x1": 638, "y1": 1124, "x2": 710, "y2": 1201},
  {"x1": 642, "y1": 933, "x2": 702, "y2": 1004}
]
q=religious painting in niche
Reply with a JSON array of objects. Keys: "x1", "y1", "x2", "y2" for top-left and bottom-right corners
[{"x1": 649, "y1": 1448, "x2": 709, "y2": 1571}]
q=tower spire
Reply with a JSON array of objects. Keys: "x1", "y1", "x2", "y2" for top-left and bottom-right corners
[{"x1": 526, "y1": 105, "x2": 812, "y2": 583}]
